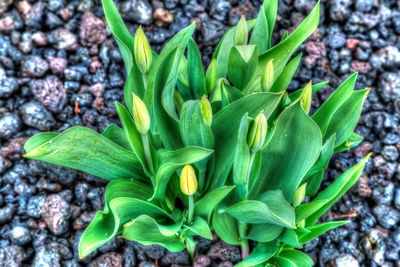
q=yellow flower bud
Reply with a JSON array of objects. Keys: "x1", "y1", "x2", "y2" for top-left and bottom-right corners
[
  {"x1": 200, "y1": 95, "x2": 212, "y2": 126},
  {"x1": 292, "y1": 183, "x2": 307, "y2": 207},
  {"x1": 205, "y1": 59, "x2": 217, "y2": 93},
  {"x1": 261, "y1": 59, "x2": 274, "y2": 92},
  {"x1": 247, "y1": 110, "x2": 268, "y2": 152},
  {"x1": 134, "y1": 26, "x2": 152, "y2": 74},
  {"x1": 180, "y1": 165, "x2": 198, "y2": 196},
  {"x1": 300, "y1": 81, "x2": 312, "y2": 114},
  {"x1": 132, "y1": 93, "x2": 150, "y2": 134},
  {"x1": 234, "y1": 16, "x2": 248, "y2": 46}
]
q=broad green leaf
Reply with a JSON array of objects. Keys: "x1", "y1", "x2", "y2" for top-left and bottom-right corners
[
  {"x1": 24, "y1": 132, "x2": 58, "y2": 152},
  {"x1": 278, "y1": 229, "x2": 302, "y2": 249},
  {"x1": 225, "y1": 191, "x2": 295, "y2": 228},
  {"x1": 195, "y1": 186, "x2": 235, "y2": 222},
  {"x1": 278, "y1": 250, "x2": 314, "y2": 267},
  {"x1": 187, "y1": 38, "x2": 206, "y2": 99},
  {"x1": 24, "y1": 127, "x2": 144, "y2": 181},
  {"x1": 268, "y1": 53, "x2": 302, "y2": 93},
  {"x1": 334, "y1": 132, "x2": 364, "y2": 153},
  {"x1": 306, "y1": 154, "x2": 371, "y2": 226},
  {"x1": 124, "y1": 68, "x2": 145, "y2": 115},
  {"x1": 303, "y1": 134, "x2": 336, "y2": 196},
  {"x1": 79, "y1": 179, "x2": 169, "y2": 257},
  {"x1": 300, "y1": 221, "x2": 349, "y2": 244},
  {"x1": 249, "y1": 1, "x2": 269, "y2": 53},
  {"x1": 122, "y1": 215, "x2": 185, "y2": 252},
  {"x1": 248, "y1": 150, "x2": 262, "y2": 193},
  {"x1": 211, "y1": 80, "x2": 244, "y2": 112},
  {"x1": 273, "y1": 256, "x2": 296, "y2": 267},
  {"x1": 295, "y1": 200, "x2": 328, "y2": 223},
  {"x1": 234, "y1": 242, "x2": 278, "y2": 267},
  {"x1": 115, "y1": 102, "x2": 150, "y2": 176},
  {"x1": 228, "y1": 45, "x2": 259, "y2": 90},
  {"x1": 312, "y1": 73, "x2": 357, "y2": 135},
  {"x1": 233, "y1": 114, "x2": 251, "y2": 200},
  {"x1": 288, "y1": 81, "x2": 328, "y2": 101},
  {"x1": 324, "y1": 88, "x2": 370, "y2": 147},
  {"x1": 264, "y1": 0, "x2": 278, "y2": 49},
  {"x1": 101, "y1": 123, "x2": 131, "y2": 151},
  {"x1": 213, "y1": 210, "x2": 240, "y2": 245},
  {"x1": 151, "y1": 146, "x2": 213, "y2": 203},
  {"x1": 250, "y1": 101, "x2": 322, "y2": 201},
  {"x1": 186, "y1": 216, "x2": 212, "y2": 239},
  {"x1": 246, "y1": 223, "x2": 283, "y2": 242},
  {"x1": 209, "y1": 92, "x2": 284, "y2": 191}
]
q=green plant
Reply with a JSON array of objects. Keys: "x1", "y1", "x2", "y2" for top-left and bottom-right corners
[{"x1": 23, "y1": 0, "x2": 370, "y2": 265}]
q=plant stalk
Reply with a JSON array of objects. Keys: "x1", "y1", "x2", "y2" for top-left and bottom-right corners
[
  {"x1": 142, "y1": 133, "x2": 154, "y2": 175},
  {"x1": 198, "y1": 169, "x2": 206, "y2": 193},
  {"x1": 188, "y1": 194, "x2": 194, "y2": 224},
  {"x1": 238, "y1": 222, "x2": 249, "y2": 259},
  {"x1": 246, "y1": 152, "x2": 256, "y2": 185}
]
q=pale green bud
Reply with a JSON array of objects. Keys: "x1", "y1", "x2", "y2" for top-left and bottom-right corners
[
  {"x1": 292, "y1": 183, "x2": 307, "y2": 207},
  {"x1": 300, "y1": 81, "x2": 312, "y2": 114},
  {"x1": 205, "y1": 59, "x2": 217, "y2": 93},
  {"x1": 234, "y1": 16, "x2": 248, "y2": 46},
  {"x1": 200, "y1": 95, "x2": 212, "y2": 126},
  {"x1": 180, "y1": 165, "x2": 198, "y2": 196},
  {"x1": 132, "y1": 93, "x2": 150, "y2": 134},
  {"x1": 247, "y1": 110, "x2": 268, "y2": 152},
  {"x1": 261, "y1": 59, "x2": 274, "y2": 91},
  {"x1": 134, "y1": 26, "x2": 152, "y2": 74}
]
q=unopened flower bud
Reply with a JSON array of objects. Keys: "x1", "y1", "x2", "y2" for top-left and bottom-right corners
[
  {"x1": 300, "y1": 81, "x2": 312, "y2": 114},
  {"x1": 180, "y1": 165, "x2": 198, "y2": 196},
  {"x1": 134, "y1": 26, "x2": 152, "y2": 74},
  {"x1": 261, "y1": 59, "x2": 274, "y2": 92},
  {"x1": 200, "y1": 95, "x2": 212, "y2": 126},
  {"x1": 132, "y1": 93, "x2": 150, "y2": 134},
  {"x1": 292, "y1": 183, "x2": 307, "y2": 207},
  {"x1": 247, "y1": 110, "x2": 268, "y2": 152},
  {"x1": 205, "y1": 59, "x2": 217, "y2": 93},
  {"x1": 234, "y1": 16, "x2": 248, "y2": 46}
]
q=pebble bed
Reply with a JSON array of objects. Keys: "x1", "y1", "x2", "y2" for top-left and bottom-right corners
[{"x1": 0, "y1": 0, "x2": 399, "y2": 266}]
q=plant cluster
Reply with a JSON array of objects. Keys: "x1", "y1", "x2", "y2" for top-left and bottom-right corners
[{"x1": 24, "y1": 0, "x2": 371, "y2": 265}]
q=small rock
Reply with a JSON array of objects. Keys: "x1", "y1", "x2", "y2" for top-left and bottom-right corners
[
  {"x1": 52, "y1": 28, "x2": 78, "y2": 51},
  {"x1": 47, "y1": 56, "x2": 68, "y2": 74},
  {"x1": 30, "y1": 75, "x2": 67, "y2": 113},
  {"x1": 228, "y1": 1, "x2": 256, "y2": 25},
  {"x1": 160, "y1": 250, "x2": 190, "y2": 266},
  {"x1": 372, "y1": 205, "x2": 400, "y2": 229},
  {"x1": 0, "y1": 0, "x2": 13, "y2": 14},
  {"x1": 355, "y1": 0, "x2": 375, "y2": 12},
  {"x1": 0, "y1": 113, "x2": 21, "y2": 139},
  {"x1": 210, "y1": 0, "x2": 231, "y2": 22},
  {"x1": 372, "y1": 182, "x2": 394, "y2": 205},
  {"x1": 350, "y1": 61, "x2": 372, "y2": 74},
  {"x1": 1, "y1": 137, "x2": 28, "y2": 159},
  {"x1": 32, "y1": 245, "x2": 61, "y2": 267},
  {"x1": 374, "y1": 46, "x2": 400, "y2": 69},
  {"x1": 19, "y1": 101, "x2": 57, "y2": 131},
  {"x1": 0, "y1": 206, "x2": 14, "y2": 224},
  {"x1": 194, "y1": 255, "x2": 211, "y2": 267},
  {"x1": 42, "y1": 194, "x2": 72, "y2": 235},
  {"x1": 21, "y1": 55, "x2": 49, "y2": 77},
  {"x1": 27, "y1": 195, "x2": 46, "y2": 218},
  {"x1": 201, "y1": 20, "x2": 225, "y2": 44},
  {"x1": 0, "y1": 16, "x2": 15, "y2": 31},
  {"x1": 0, "y1": 246, "x2": 26, "y2": 266},
  {"x1": 80, "y1": 12, "x2": 106, "y2": 47},
  {"x1": 9, "y1": 226, "x2": 32, "y2": 245},
  {"x1": 119, "y1": 0, "x2": 153, "y2": 25},
  {"x1": 208, "y1": 241, "x2": 241, "y2": 262},
  {"x1": 89, "y1": 252, "x2": 123, "y2": 267},
  {"x1": 378, "y1": 72, "x2": 400, "y2": 101},
  {"x1": 31, "y1": 31, "x2": 47, "y2": 46},
  {"x1": 0, "y1": 155, "x2": 11, "y2": 174},
  {"x1": 326, "y1": 32, "x2": 346, "y2": 49},
  {"x1": 0, "y1": 77, "x2": 18, "y2": 98},
  {"x1": 335, "y1": 253, "x2": 359, "y2": 267},
  {"x1": 358, "y1": 176, "x2": 372, "y2": 197},
  {"x1": 153, "y1": 8, "x2": 173, "y2": 27},
  {"x1": 394, "y1": 189, "x2": 400, "y2": 210}
]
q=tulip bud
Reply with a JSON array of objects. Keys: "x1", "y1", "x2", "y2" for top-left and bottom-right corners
[
  {"x1": 234, "y1": 16, "x2": 248, "y2": 46},
  {"x1": 134, "y1": 26, "x2": 152, "y2": 74},
  {"x1": 247, "y1": 110, "x2": 268, "y2": 152},
  {"x1": 132, "y1": 93, "x2": 150, "y2": 134},
  {"x1": 261, "y1": 59, "x2": 274, "y2": 92},
  {"x1": 180, "y1": 165, "x2": 198, "y2": 196},
  {"x1": 300, "y1": 81, "x2": 312, "y2": 114},
  {"x1": 292, "y1": 183, "x2": 307, "y2": 207},
  {"x1": 205, "y1": 59, "x2": 217, "y2": 93},
  {"x1": 200, "y1": 95, "x2": 212, "y2": 126}
]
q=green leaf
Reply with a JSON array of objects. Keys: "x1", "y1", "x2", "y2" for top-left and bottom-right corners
[
  {"x1": 306, "y1": 154, "x2": 371, "y2": 226},
  {"x1": 278, "y1": 229, "x2": 302, "y2": 249},
  {"x1": 249, "y1": 1, "x2": 269, "y2": 53},
  {"x1": 250, "y1": 101, "x2": 322, "y2": 201},
  {"x1": 278, "y1": 250, "x2": 314, "y2": 267},
  {"x1": 334, "y1": 132, "x2": 364, "y2": 153},
  {"x1": 225, "y1": 191, "x2": 296, "y2": 228},
  {"x1": 186, "y1": 216, "x2": 212, "y2": 239},
  {"x1": 24, "y1": 132, "x2": 58, "y2": 152},
  {"x1": 295, "y1": 200, "x2": 328, "y2": 223},
  {"x1": 300, "y1": 221, "x2": 349, "y2": 244},
  {"x1": 79, "y1": 179, "x2": 170, "y2": 257},
  {"x1": 209, "y1": 92, "x2": 284, "y2": 191},
  {"x1": 288, "y1": 81, "x2": 328, "y2": 101},
  {"x1": 213, "y1": 210, "x2": 240, "y2": 245},
  {"x1": 269, "y1": 54, "x2": 302, "y2": 93},
  {"x1": 234, "y1": 242, "x2": 278, "y2": 267},
  {"x1": 187, "y1": 38, "x2": 206, "y2": 99},
  {"x1": 228, "y1": 45, "x2": 258, "y2": 90},
  {"x1": 124, "y1": 68, "x2": 145, "y2": 115},
  {"x1": 303, "y1": 134, "x2": 336, "y2": 197},
  {"x1": 324, "y1": 88, "x2": 370, "y2": 147},
  {"x1": 151, "y1": 146, "x2": 213, "y2": 203},
  {"x1": 246, "y1": 223, "x2": 283, "y2": 242},
  {"x1": 122, "y1": 215, "x2": 185, "y2": 252},
  {"x1": 312, "y1": 73, "x2": 357, "y2": 136},
  {"x1": 101, "y1": 123, "x2": 131, "y2": 151},
  {"x1": 24, "y1": 127, "x2": 145, "y2": 181},
  {"x1": 195, "y1": 186, "x2": 236, "y2": 222}
]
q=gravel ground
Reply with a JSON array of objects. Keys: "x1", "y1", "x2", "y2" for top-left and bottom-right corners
[{"x1": 0, "y1": 0, "x2": 399, "y2": 266}]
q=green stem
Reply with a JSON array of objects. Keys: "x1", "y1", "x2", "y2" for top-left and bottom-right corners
[
  {"x1": 198, "y1": 169, "x2": 206, "y2": 193},
  {"x1": 142, "y1": 133, "x2": 154, "y2": 175},
  {"x1": 238, "y1": 222, "x2": 249, "y2": 259},
  {"x1": 188, "y1": 195, "x2": 194, "y2": 224},
  {"x1": 246, "y1": 152, "x2": 256, "y2": 185}
]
